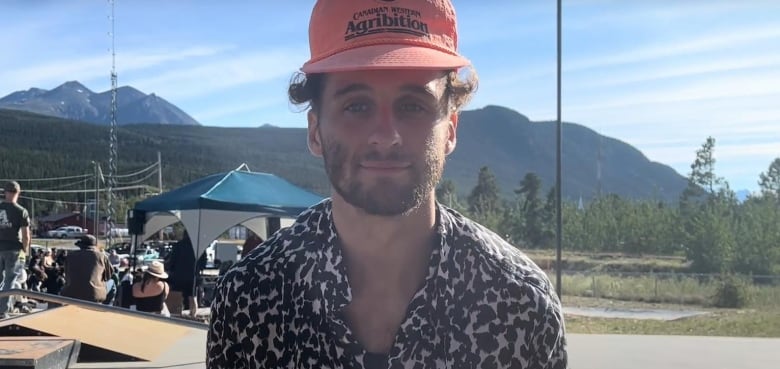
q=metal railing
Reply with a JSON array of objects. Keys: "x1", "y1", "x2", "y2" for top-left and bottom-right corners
[{"x1": 0, "y1": 289, "x2": 208, "y2": 329}]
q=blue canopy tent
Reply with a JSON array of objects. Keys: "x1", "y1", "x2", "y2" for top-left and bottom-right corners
[{"x1": 131, "y1": 164, "x2": 324, "y2": 259}]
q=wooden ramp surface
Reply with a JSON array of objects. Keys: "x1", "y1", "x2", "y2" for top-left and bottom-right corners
[
  {"x1": 0, "y1": 305, "x2": 192, "y2": 361},
  {"x1": 0, "y1": 337, "x2": 79, "y2": 369}
]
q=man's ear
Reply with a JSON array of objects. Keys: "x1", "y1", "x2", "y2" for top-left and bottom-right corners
[
  {"x1": 307, "y1": 110, "x2": 323, "y2": 157},
  {"x1": 445, "y1": 112, "x2": 458, "y2": 155}
]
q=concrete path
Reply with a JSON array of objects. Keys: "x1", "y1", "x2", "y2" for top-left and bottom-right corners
[
  {"x1": 564, "y1": 306, "x2": 709, "y2": 320},
  {"x1": 569, "y1": 334, "x2": 780, "y2": 369}
]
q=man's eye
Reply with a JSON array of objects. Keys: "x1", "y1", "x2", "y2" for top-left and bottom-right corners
[
  {"x1": 399, "y1": 102, "x2": 425, "y2": 112},
  {"x1": 345, "y1": 103, "x2": 369, "y2": 113}
]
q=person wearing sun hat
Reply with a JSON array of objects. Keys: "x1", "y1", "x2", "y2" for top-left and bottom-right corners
[
  {"x1": 61, "y1": 235, "x2": 114, "y2": 303},
  {"x1": 207, "y1": 1, "x2": 567, "y2": 368},
  {"x1": 132, "y1": 260, "x2": 170, "y2": 315}
]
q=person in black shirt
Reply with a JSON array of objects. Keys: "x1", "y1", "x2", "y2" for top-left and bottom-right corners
[
  {"x1": 165, "y1": 232, "x2": 200, "y2": 318},
  {"x1": 0, "y1": 181, "x2": 31, "y2": 319}
]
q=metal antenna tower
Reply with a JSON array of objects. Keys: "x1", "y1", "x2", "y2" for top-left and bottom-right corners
[{"x1": 107, "y1": 0, "x2": 118, "y2": 248}]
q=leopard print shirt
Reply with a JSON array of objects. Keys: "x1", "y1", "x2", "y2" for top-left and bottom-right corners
[{"x1": 207, "y1": 199, "x2": 567, "y2": 369}]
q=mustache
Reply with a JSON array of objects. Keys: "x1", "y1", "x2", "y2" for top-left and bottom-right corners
[{"x1": 360, "y1": 150, "x2": 408, "y2": 162}]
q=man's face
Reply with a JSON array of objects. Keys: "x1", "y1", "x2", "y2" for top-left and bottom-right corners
[
  {"x1": 308, "y1": 69, "x2": 458, "y2": 216},
  {"x1": 3, "y1": 189, "x2": 18, "y2": 202}
]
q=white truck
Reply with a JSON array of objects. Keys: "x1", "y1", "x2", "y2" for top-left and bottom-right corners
[{"x1": 46, "y1": 226, "x2": 88, "y2": 239}]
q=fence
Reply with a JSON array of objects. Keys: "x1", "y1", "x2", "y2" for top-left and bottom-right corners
[{"x1": 552, "y1": 271, "x2": 780, "y2": 309}]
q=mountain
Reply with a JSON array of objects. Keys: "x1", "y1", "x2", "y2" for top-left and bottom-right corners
[
  {"x1": 451, "y1": 105, "x2": 687, "y2": 201},
  {"x1": 0, "y1": 81, "x2": 200, "y2": 126},
  {"x1": 735, "y1": 189, "x2": 753, "y2": 202},
  {"x1": 0, "y1": 106, "x2": 688, "y2": 203}
]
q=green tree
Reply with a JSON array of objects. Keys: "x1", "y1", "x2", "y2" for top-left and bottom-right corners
[
  {"x1": 679, "y1": 137, "x2": 736, "y2": 273},
  {"x1": 733, "y1": 196, "x2": 780, "y2": 275},
  {"x1": 467, "y1": 166, "x2": 503, "y2": 230},
  {"x1": 514, "y1": 172, "x2": 551, "y2": 248},
  {"x1": 758, "y1": 157, "x2": 780, "y2": 198},
  {"x1": 689, "y1": 136, "x2": 723, "y2": 193},
  {"x1": 436, "y1": 179, "x2": 459, "y2": 208}
]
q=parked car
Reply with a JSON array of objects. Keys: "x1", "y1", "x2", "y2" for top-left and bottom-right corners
[{"x1": 46, "y1": 226, "x2": 88, "y2": 239}]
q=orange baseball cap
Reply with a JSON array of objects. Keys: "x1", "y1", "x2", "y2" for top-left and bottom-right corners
[{"x1": 301, "y1": 0, "x2": 471, "y2": 73}]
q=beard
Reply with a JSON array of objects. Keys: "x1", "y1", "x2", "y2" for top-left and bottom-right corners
[{"x1": 321, "y1": 134, "x2": 445, "y2": 216}]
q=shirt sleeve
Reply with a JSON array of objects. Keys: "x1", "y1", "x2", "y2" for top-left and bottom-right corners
[
  {"x1": 206, "y1": 275, "x2": 246, "y2": 369},
  {"x1": 21, "y1": 208, "x2": 30, "y2": 227},
  {"x1": 534, "y1": 292, "x2": 568, "y2": 369}
]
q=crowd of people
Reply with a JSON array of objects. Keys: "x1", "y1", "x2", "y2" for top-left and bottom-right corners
[
  {"x1": 7, "y1": 234, "x2": 210, "y2": 319},
  {"x1": 2, "y1": 178, "x2": 258, "y2": 321},
  {"x1": 0, "y1": 180, "x2": 210, "y2": 319}
]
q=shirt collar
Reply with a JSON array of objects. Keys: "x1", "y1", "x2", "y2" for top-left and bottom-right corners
[{"x1": 308, "y1": 199, "x2": 453, "y2": 317}]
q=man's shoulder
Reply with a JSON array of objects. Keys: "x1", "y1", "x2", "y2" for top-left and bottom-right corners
[
  {"x1": 442, "y1": 207, "x2": 555, "y2": 296},
  {"x1": 0, "y1": 201, "x2": 27, "y2": 213}
]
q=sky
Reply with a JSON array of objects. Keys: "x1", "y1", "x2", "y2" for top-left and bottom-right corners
[{"x1": 1, "y1": 0, "x2": 778, "y2": 192}]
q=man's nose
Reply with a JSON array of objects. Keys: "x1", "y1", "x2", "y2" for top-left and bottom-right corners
[{"x1": 368, "y1": 107, "x2": 402, "y2": 149}]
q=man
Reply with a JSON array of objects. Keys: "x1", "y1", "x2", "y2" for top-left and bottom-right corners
[
  {"x1": 207, "y1": 0, "x2": 567, "y2": 368},
  {"x1": 165, "y1": 231, "x2": 200, "y2": 318},
  {"x1": 61, "y1": 235, "x2": 114, "y2": 303},
  {"x1": 0, "y1": 181, "x2": 30, "y2": 319}
]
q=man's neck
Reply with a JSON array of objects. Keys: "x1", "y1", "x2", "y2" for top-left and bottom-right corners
[
  {"x1": 330, "y1": 193, "x2": 437, "y2": 263},
  {"x1": 331, "y1": 194, "x2": 439, "y2": 354}
]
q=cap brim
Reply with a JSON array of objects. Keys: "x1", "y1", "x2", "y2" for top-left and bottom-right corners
[{"x1": 301, "y1": 44, "x2": 470, "y2": 73}]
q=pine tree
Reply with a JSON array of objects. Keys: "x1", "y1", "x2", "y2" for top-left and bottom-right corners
[
  {"x1": 515, "y1": 172, "x2": 550, "y2": 248},
  {"x1": 436, "y1": 179, "x2": 459, "y2": 208},
  {"x1": 467, "y1": 166, "x2": 503, "y2": 230},
  {"x1": 758, "y1": 157, "x2": 780, "y2": 198},
  {"x1": 680, "y1": 137, "x2": 735, "y2": 273}
]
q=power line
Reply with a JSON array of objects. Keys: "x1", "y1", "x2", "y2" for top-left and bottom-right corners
[
  {"x1": 0, "y1": 174, "x2": 91, "y2": 182},
  {"x1": 22, "y1": 184, "x2": 158, "y2": 194},
  {"x1": 0, "y1": 161, "x2": 157, "y2": 183},
  {"x1": 38, "y1": 177, "x2": 91, "y2": 191},
  {"x1": 20, "y1": 195, "x2": 88, "y2": 206},
  {"x1": 114, "y1": 169, "x2": 158, "y2": 186},
  {"x1": 109, "y1": 162, "x2": 158, "y2": 179}
]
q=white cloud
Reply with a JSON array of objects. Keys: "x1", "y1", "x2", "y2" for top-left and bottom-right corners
[
  {"x1": 567, "y1": 26, "x2": 780, "y2": 72},
  {"x1": 126, "y1": 48, "x2": 306, "y2": 101},
  {"x1": 192, "y1": 97, "x2": 281, "y2": 123},
  {"x1": 575, "y1": 53, "x2": 780, "y2": 89},
  {"x1": 565, "y1": 0, "x2": 766, "y2": 30},
  {"x1": 0, "y1": 46, "x2": 229, "y2": 94},
  {"x1": 566, "y1": 72, "x2": 780, "y2": 112}
]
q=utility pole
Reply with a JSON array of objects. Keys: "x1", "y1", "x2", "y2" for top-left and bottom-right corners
[
  {"x1": 93, "y1": 162, "x2": 101, "y2": 237},
  {"x1": 157, "y1": 151, "x2": 164, "y2": 240},
  {"x1": 30, "y1": 198, "x2": 35, "y2": 236},
  {"x1": 83, "y1": 177, "x2": 88, "y2": 229},
  {"x1": 157, "y1": 151, "x2": 162, "y2": 194},
  {"x1": 555, "y1": 0, "x2": 563, "y2": 301},
  {"x1": 107, "y1": 0, "x2": 119, "y2": 251}
]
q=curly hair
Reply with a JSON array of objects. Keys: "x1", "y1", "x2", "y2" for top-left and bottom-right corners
[{"x1": 288, "y1": 68, "x2": 479, "y2": 115}]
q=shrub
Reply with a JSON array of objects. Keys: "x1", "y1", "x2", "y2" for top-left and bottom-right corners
[{"x1": 713, "y1": 275, "x2": 752, "y2": 308}]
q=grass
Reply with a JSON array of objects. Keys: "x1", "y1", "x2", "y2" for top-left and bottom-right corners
[
  {"x1": 552, "y1": 272, "x2": 780, "y2": 309},
  {"x1": 565, "y1": 304, "x2": 780, "y2": 338},
  {"x1": 526, "y1": 249, "x2": 691, "y2": 273}
]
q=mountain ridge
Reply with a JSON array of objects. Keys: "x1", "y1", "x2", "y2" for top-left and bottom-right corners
[
  {"x1": 0, "y1": 106, "x2": 688, "y2": 203},
  {"x1": 0, "y1": 81, "x2": 200, "y2": 126}
]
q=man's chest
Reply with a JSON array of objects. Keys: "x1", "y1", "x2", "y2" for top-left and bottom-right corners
[
  {"x1": 342, "y1": 292, "x2": 413, "y2": 354},
  {"x1": 240, "y1": 287, "x2": 536, "y2": 369}
]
